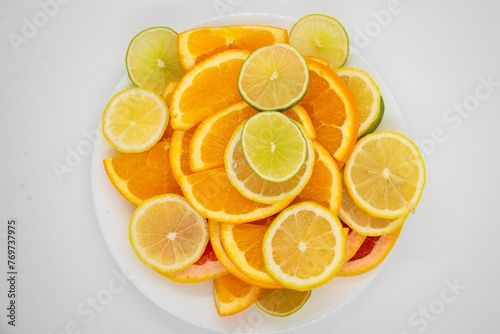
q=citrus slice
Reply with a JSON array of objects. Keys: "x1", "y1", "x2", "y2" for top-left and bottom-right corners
[
  {"x1": 336, "y1": 67, "x2": 384, "y2": 137},
  {"x1": 103, "y1": 140, "x2": 183, "y2": 205},
  {"x1": 170, "y1": 49, "x2": 249, "y2": 130},
  {"x1": 343, "y1": 227, "x2": 367, "y2": 262},
  {"x1": 238, "y1": 43, "x2": 309, "y2": 111},
  {"x1": 159, "y1": 241, "x2": 227, "y2": 283},
  {"x1": 213, "y1": 273, "x2": 262, "y2": 317},
  {"x1": 178, "y1": 167, "x2": 292, "y2": 224},
  {"x1": 177, "y1": 25, "x2": 288, "y2": 70},
  {"x1": 208, "y1": 220, "x2": 266, "y2": 287},
  {"x1": 300, "y1": 59, "x2": 358, "y2": 162},
  {"x1": 129, "y1": 194, "x2": 208, "y2": 273},
  {"x1": 337, "y1": 227, "x2": 402, "y2": 276},
  {"x1": 241, "y1": 111, "x2": 308, "y2": 182},
  {"x1": 262, "y1": 201, "x2": 346, "y2": 291},
  {"x1": 339, "y1": 173, "x2": 407, "y2": 236},
  {"x1": 256, "y1": 288, "x2": 311, "y2": 317},
  {"x1": 289, "y1": 14, "x2": 349, "y2": 69},
  {"x1": 190, "y1": 101, "x2": 258, "y2": 172},
  {"x1": 169, "y1": 127, "x2": 197, "y2": 183},
  {"x1": 190, "y1": 103, "x2": 316, "y2": 174},
  {"x1": 291, "y1": 141, "x2": 342, "y2": 214},
  {"x1": 126, "y1": 27, "x2": 185, "y2": 94},
  {"x1": 102, "y1": 87, "x2": 169, "y2": 153},
  {"x1": 344, "y1": 130, "x2": 426, "y2": 219},
  {"x1": 225, "y1": 123, "x2": 314, "y2": 204},
  {"x1": 282, "y1": 104, "x2": 316, "y2": 140},
  {"x1": 220, "y1": 219, "x2": 282, "y2": 289}
]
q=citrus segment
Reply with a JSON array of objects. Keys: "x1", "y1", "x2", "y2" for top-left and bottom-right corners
[
  {"x1": 190, "y1": 101, "x2": 258, "y2": 172},
  {"x1": 103, "y1": 140, "x2": 183, "y2": 205},
  {"x1": 213, "y1": 273, "x2": 262, "y2": 317},
  {"x1": 225, "y1": 123, "x2": 314, "y2": 204},
  {"x1": 170, "y1": 49, "x2": 249, "y2": 130},
  {"x1": 336, "y1": 67, "x2": 384, "y2": 137},
  {"x1": 160, "y1": 241, "x2": 227, "y2": 283},
  {"x1": 241, "y1": 112, "x2": 308, "y2": 182},
  {"x1": 291, "y1": 141, "x2": 342, "y2": 214},
  {"x1": 208, "y1": 220, "x2": 267, "y2": 287},
  {"x1": 129, "y1": 194, "x2": 209, "y2": 273},
  {"x1": 102, "y1": 88, "x2": 169, "y2": 153},
  {"x1": 339, "y1": 174, "x2": 407, "y2": 236},
  {"x1": 179, "y1": 167, "x2": 292, "y2": 224},
  {"x1": 238, "y1": 43, "x2": 309, "y2": 111},
  {"x1": 169, "y1": 127, "x2": 197, "y2": 182},
  {"x1": 126, "y1": 27, "x2": 185, "y2": 94},
  {"x1": 262, "y1": 201, "x2": 346, "y2": 291},
  {"x1": 282, "y1": 104, "x2": 316, "y2": 140},
  {"x1": 220, "y1": 219, "x2": 282, "y2": 289},
  {"x1": 300, "y1": 60, "x2": 358, "y2": 162},
  {"x1": 337, "y1": 227, "x2": 401, "y2": 276},
  {"x1": 289, "y1": 14, "x2": 349, "y2": 69},
  {"x1": 178, "y1": 25, "x2": 288, "y2": 70},
  {"x1": 343, "y1": 227, "x2": 367, "y2": 262},
  {"x1": 344, "y1": 130, "x2": 426, "y2": 219},
  {"x1": 256, "y1": 288, "x2": 311, "y2": 317}
]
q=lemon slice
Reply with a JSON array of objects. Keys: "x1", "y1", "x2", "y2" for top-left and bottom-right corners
[
  {"x1": 126, "y1": 26, "x2": 185, "y2": 94},
  {"x1": 102, "y1": 87, "x2": 168, "y2": 153},
  {"x1": 289, "y1": 14, "x2": 349, "y2": 69},
  {"x1": 339, "y1": 172, "x2": 407, "y2": 236},
  {"x1": 262, "y1": 201, "x2": 346, "y2": 291},
  {"x1": 344, "y1": 130, "x2": 426, "y2": 219},
  {"x1": 256, "y1": 288, "x2": 311, "y2": 317},
  {"x1": 237, "y1": 43, "x2": 309, "y2": 111},
  {"x1": 129, "y1": 194, "x2": 209, "y2": 273},
  {"x1": 336, "y1": 67, "x2": 384, "y2": 137},
  {"x1": 240, "y1": 111, "x2": 308, "y2": 182}
]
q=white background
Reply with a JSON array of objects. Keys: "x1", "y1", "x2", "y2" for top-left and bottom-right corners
[{"x1": 1, "y1": 0, "x2": 500, "y2": 333}]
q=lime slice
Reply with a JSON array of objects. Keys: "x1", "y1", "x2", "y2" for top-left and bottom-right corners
[
  {"x1": 336, "y1": 67, "x2": 384, "y2": 137},
  {"x1": 344, "y1": 130, "x2": 426, "y2": 219},
  {"x1": 241, "y1": 112, "x2": 308, "y2": 182},
  {"x1": 255, "y1": 288, "x2": 311, "y2": 317},
  {"x1": 237, "y1": 43, "x2": 309, "y2": 111},
  {"x1": 289, "y1": 14, "x2": 349, "y2": 69},
  {"x1": 101, "y1": 87, "x2": 168, "y2": 153},
  {"x1": 126, "y1": 26, "x2": 185, "y2": 94}
]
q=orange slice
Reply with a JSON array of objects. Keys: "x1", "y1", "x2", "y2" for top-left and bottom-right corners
[
  {"x1": 170, "y1": 49, "x2": 249, "y2": 130},
  {"x1": 103, "y1": 140, "x2": 183, "y2": 205},
  {"x1": 208, "y1": 220, "x2": 266, "y2": 287},
  {"x1": 160, "y1": 241, "x2": 227, "y2": 283},
  {"x1": 291, "y1": 141, "x2": 342, "y2": 214},
  {"x1": 300, "y1": 59, "x2": 359, "y2": 162},
  {"x1": 220, "y1": 219, "x2": 282, "y2": 289},
  {"x1": 177, "y1": 25, "x2": 288, "y2": 70},
  {"x1": 337, "y1": 227, "x2": 402, "y2": 276},
  {"x1": 178, "y1": 167, "x2": 292, "y2": 224},
  {"x1": 169, "y1": 127, "x2": 197, "y2": 183},
  {"x1": 129, "y1": 194, "x2": 208, "y2": 273},
  {"x1": 213, "y1": 273, "x2": 262, "y2": 317},
  {"x1": 190, "y1": 101, "x2": 258, "y2": 172}
]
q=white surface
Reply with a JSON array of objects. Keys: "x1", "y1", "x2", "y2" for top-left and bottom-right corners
[{"x1": 1, "y1": 0, "x2": 500, "y2": 334}]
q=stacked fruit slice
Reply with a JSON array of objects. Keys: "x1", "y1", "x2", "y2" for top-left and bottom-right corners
[{"x1": 100, "y1": 13, "x2": 426, "y2": 318}]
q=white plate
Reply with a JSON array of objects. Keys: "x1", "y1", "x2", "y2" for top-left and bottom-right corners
[{"x1": 90, "y1": 13, "x2": 406, "y2": 333}]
